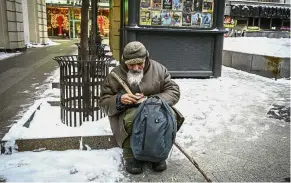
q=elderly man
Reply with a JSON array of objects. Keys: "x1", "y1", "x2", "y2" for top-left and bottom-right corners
[{"x1": 99, "y1": 41, "x2": 184, "y2": 174}]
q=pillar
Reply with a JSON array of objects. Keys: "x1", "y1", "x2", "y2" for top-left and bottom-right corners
[
  {"x1": 26, "y1": 0, "x2": 48, "y2": 44},
  {"x1": 109, "y1": 0, "x2": 121, "y2": 60},
  {"x1": 0, "y1": 0, "x2": 26, "y2": 52}
]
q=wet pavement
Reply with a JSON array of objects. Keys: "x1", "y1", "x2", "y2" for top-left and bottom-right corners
[{"x1": 0, "y1": 40, "x2": 77, "y2": 139}]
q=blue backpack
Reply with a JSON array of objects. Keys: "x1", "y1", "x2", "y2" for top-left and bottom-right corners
[{"x1": 130, "y1": 97, "x2": 177, "y2": 162}]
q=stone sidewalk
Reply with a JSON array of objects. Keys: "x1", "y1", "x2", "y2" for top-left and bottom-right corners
[
  {"x1": 120, "y1": 122, "x2": 290, "y2": 182},
  {"x1": 0, "y1": 39, "x2": 78, "y2": 140}
]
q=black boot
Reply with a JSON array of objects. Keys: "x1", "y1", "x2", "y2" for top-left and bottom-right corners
[
  {"x1": 152, "y1": 160, "x2": 167, "y2": 172},
  {"x1": 124, "y1": 158, "x2": 143, "y2": 174}
]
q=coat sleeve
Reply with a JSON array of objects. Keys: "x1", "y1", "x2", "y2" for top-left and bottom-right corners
[
  {"x1": 154, "y1": 68, "x2": 180, "y2": 106},
  {"x1": 99, "y1": 74, "x2": 122, "y2": 117}
]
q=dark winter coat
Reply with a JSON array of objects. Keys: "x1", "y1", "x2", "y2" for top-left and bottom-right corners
[{"x1": 99, "y1": 58, "x2": 184, "y2": 147}]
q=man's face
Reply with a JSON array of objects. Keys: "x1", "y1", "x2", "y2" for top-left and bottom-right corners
[
  {"x1": 126, "y1": 62, "x2": 145, "y2": 86},
  {"x1": 127, "y1": 62, "x2": 145, "y2": 71}
]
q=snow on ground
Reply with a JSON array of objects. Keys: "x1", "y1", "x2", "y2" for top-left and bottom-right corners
[
  {"x1": 2, "y1": 100, "x2": 112, "y2": 139},
  {"x1": 26, "y1": 39, "x2": 60, "y2": 48},
  {"x1": 0, "y1": 65, "x2": 289, "y2": 181},
  {"x1": 0, "y1": 52, "x2": 22, "y2": 61},
  {"x1": 223, "y1": 37, "x2": 290, "y2": 58},
  {"x1": 2, "y1": 65, "x2": 290, "y2": 141},
  {"x1": 0, "y1": 148, "x2": 124, "y2": 182}
]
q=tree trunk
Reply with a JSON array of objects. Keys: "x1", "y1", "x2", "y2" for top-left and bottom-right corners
[
  {"x1": 80, "y1": 0, "x2": 90, "y2": 120},
  {"x1": 80, "y1": 0, "x2": 89, "y2": 61},
  {"x1": 91, "y1": 0, "x2": 97, "y2": 59}
]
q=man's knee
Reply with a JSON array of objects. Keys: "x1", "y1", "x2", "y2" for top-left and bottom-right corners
[{"x1": 123, "y1": 108, "x2": 137, "y2": 134}]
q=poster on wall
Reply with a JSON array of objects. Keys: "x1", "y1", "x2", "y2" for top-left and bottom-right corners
[
  {"x1": 161, "y1": 10, "x2": 172, "y2": 25},
  {"x1": 140, "y1": 9, "x2": 151, "y2": 25},
  {"x1": 201, "y1": 13, "x2": 212, "y2": 28},
  {"x1": 202, "y1": 0, "x2": 213, "y2": 12},
  {"x1": 140, "y1": 0, "x2": 151, "y2": 8},
  {"x1": 152, "y1": 0, "x2": 162, "y2": 9},
  {"x1": 183, "y1": 0, "x2": 194, "y2": 12},
  {"x1": 163, "y1": 0, "x2": 173, "y2": 9},
  {"x1": 193, "y1": 0, "x2": 203, "y2": 11},
  {"x1": 172, "y1": 11, "x2": 182, "y2": 26},
  {"x1": 173, "y1": 0, "x2": 183, "y2": 11},
  {"x1": 191, "y1": 12, "x2": 202, "y2": 27},
  {"x1": 182, "y1": 13, "x2": 191, "y2": 26},
  {"x1": 151, "y1": 10, "x2": 162, "y2": 25}
]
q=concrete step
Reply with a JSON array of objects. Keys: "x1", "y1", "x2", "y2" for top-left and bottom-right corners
[
  {"x1": 1, "y1": 99, "x2": 117, "y2": 153},
  {"x1": 14, "y1": 135, "x2": 117, "y2": 152}
]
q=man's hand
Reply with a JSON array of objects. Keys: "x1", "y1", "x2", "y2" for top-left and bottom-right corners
[{"x1": 121, "y1": 93, "x2": 144, "y2": 105}]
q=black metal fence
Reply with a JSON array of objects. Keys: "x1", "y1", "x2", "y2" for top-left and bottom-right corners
[{"x1": 54, "y1": 55, "x2": 111, "y2": 127}]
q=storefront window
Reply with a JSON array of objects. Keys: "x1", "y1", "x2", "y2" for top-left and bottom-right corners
[
  {"x1": 70, "y1": 8, "x2": 81, "y2": 20},
  {"x1": 139, "y1": 0, "x2": 214, "y2": 28}
]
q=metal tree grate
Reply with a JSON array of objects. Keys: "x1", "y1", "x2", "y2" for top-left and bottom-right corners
[{"x1": 54, "y1": 55, "x2": 110, "y2": 127}]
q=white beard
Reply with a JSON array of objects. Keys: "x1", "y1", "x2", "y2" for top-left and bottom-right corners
[{"x1": 127, "y1": 70, "x2": 144, "y2": 86}]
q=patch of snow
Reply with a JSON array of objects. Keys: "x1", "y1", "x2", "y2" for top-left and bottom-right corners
[
  {"x1": 46, "y1": 39, "x2": 61, "y2": 46},
  {"x1": 26, "y1": 39, "x2": 60, "y2": 48},
  {"x1": 0, "y1": 52, "x2": 22, "y2": 61},
  {"x1": 223, "y1": 37, "x2": 291, "y2": 58},
  {"x1": 0, "y1": 148, "x2": 125, "y2": 182},
  {"x1": 2, "y1": 101, "x2": 112, "y2": 140}
]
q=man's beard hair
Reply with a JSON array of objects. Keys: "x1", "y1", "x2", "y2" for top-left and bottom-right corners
[{"x1": 127, "y1": 70, "x2": 144, "y2": 86}]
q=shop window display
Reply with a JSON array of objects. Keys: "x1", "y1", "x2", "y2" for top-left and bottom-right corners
[{"x1": 139, "y1": 0, "x2": 215, "y2": 28}]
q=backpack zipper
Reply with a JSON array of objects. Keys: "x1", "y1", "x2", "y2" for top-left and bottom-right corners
[{"x1": 142, "y1": 114, "x2": 147, "y2": 150}]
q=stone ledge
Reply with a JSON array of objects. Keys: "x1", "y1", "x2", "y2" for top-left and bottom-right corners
[
  {"x1": 8, "y1": 135, "x2": 118, "y2": 152},
  {"x1": 222, "y1": 50, "x2": 290, "y2": 78}
]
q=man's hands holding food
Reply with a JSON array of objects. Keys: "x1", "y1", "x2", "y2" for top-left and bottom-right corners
[{"x1": 120, "y1": 93, "x2": 146, "y2": 105}]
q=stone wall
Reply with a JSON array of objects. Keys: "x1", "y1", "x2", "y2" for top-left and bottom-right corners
[
  {"x1": 0, "y1": 0, "x2": 26, "y2": 52},
  {"x1": 0, "y1": 0, "x2": 48, "y2": 52},
  {"x1": 245, "y1": 31, "x2": 290, "y2": 38},
  {"x1": 223, "y1": 50, "x2": 290, "y2": 78}
]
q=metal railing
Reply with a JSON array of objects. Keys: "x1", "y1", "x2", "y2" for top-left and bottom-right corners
[{"x1": 54, "y1": 55, "x2": 111, "y2": 127}]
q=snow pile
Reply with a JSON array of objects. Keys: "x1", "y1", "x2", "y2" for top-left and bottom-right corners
[
  {"x1": 0, "y1": 148, "x2": 125, "y2": 182},
  {"x1": 223, "y1": 37, "x2": 291, "y2": 58},
  {"x1": 26, "y1": 39, "x2": 60, "y2": 48},
  {"x1": 2, "y1": 101, "x2": 112, "y2": 140},
  {"x1": 0, "y1": 52, "x2": 22, "y2": 61},
  {"x1": 173, "y1": 66, "x2": 290, "y2": 155}
]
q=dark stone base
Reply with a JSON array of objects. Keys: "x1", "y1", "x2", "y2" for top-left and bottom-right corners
[
  {"x1": 12, "y1": 135, "x2": 118, "y2": 151},
  {"x1": 0, "y1": 46, "x2": 27, "y2": 53}
]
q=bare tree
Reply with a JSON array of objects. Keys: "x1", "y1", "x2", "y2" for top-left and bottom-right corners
[
  {"x1": 80, "y1": 0, "x2": 89, "y2": 61},
  {"x1": 80, "y1": 0, "x2": 90, "y2": 118},
  {"x1": 90, "y1": 0, "x2": 98, "y2": 59}
]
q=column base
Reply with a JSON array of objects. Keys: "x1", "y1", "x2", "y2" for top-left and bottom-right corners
[{"x1": 0, "y1": 47, "x2": 27, "y2": 53}]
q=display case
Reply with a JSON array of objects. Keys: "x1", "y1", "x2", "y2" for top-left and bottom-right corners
[
  {"x1": 139, "y1": 0, "x2": 215, "y2": 28},
  {"x1": 120, "y1": 0, "x2": 226, "y2": 78}
]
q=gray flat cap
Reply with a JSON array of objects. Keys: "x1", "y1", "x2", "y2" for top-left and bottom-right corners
[{"x1": 123, "y1": 41, "x2": 147, "y2": 65}]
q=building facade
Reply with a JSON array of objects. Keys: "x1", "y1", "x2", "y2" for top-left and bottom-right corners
[
  {"x1": 224, "y1": 0, "x2": 290, "y2": 36},
  {"x1": 45, "y1": 0, "x2": 110, "y2": 39},
  {"x1": 0, "y1": 0, "x2": 48, "y2": 52}
]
